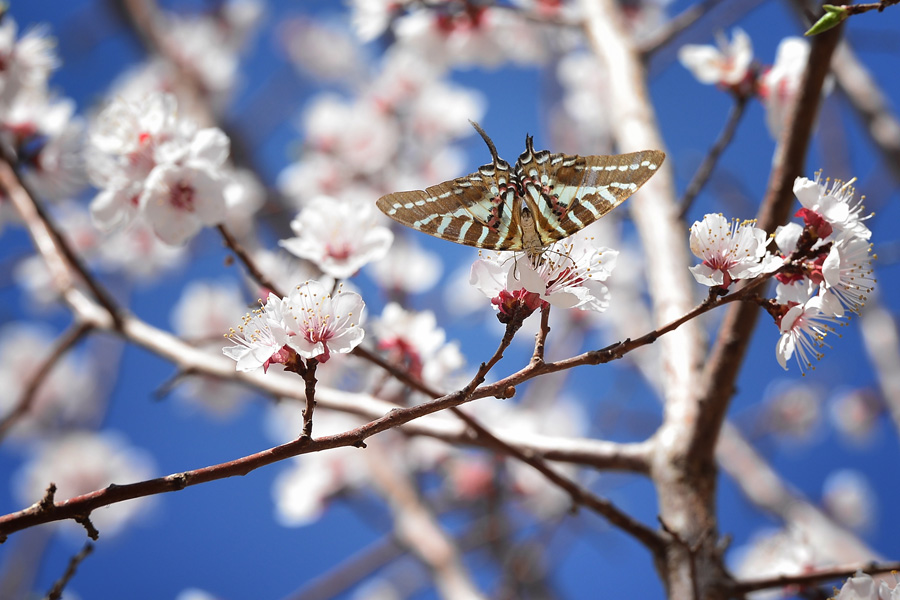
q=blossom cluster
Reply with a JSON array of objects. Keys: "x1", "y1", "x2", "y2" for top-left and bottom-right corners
[
  {"x1": 223, "y1": 280, "x2": 366, "y2": 372},
  {"x1": 85, "y1": 93, "x2": 233, "y2": 246},
  {"x1": 689, "y1": 173, "x2": 875, "y2": 373},
  {"x1": 469, "y1": 227, "x2": 619, "y2": 323}
]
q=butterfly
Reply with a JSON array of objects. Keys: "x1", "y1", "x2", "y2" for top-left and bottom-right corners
[{"x1": 376, "y1": 123, "x2": 665, "y2": 257}]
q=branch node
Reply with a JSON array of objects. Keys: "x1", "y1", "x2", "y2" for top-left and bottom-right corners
[
  {"x1": 74, "y1": 514, "x2": 99, "y2": 541},
  {"x1": 168, "y1": 473, "x2": 188, "y2": 490},
  {"x1": 38, "y1": 483, "x2": 57, "y2": 512}
]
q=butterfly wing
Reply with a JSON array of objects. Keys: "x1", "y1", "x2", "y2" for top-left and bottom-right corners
[
  {"x1": 515, "y1": 139, "x2": 665, "y2": 245},
  {"x1": 376, "y1": 159, "x2": 526, "y2": 251}
]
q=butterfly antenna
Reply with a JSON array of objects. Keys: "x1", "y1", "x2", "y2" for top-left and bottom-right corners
[
  {"x1": 470, "y1": 120, "x2": 501, "y2": 166},
  {"x1": 525, "y1": 134, "x2": 535, "y2": 156}
]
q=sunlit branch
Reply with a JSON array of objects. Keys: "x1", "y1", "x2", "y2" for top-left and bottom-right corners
[
  {"x1": 217, "y1": 224, "x2": 285, "y2": 298},
  {"x1": 731, "y1": 559, "x2": 900, "y2": 594},
  {"x1": 0, "y1": 154, "x2": 123, "y2": 329}
]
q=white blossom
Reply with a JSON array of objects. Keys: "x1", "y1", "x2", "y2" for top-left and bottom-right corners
[
  {"x1": 375, "y1": 303, "x2": 464, "y2": 386},
  {"x1": 776, "y1": 296, "x2": 840, "y2": 373},
  {"x1": 689, "y1": 213, "x2": 780, "y2": 287},
  {"x1": 822, "y1": 469, "x2": 876, "y2": 532},
  {"x1": 833, "y1": 571, "x2": 900, "y2": 600},
  {"x1": 140, "y1": 138, "x2": 231, "y2": 246},
  {"x1": 759, "y1": 37, "x2": 813, "y2": 138},
  {"x1": 818, "y1": 235, "x2": 875, "y2": 317},
  {"x1": 223, "y1": 293, "x2": 292, "y2": 373},
  {"x1": 678, "y1": 28, "x2": 754, "y2": 87},
  {"x1": 87, "y1": 93, "x2": 232, "y2": 245},
  {"x1": 280, "y1": 199, "x2": 393, "y2": 279},
  {"x1": 0, "y1": 20, "x2": 58, "y2": 112},
  {"x1": 280, "y1": 280, "x2": 366, "y2": 363},
  {"x1": 512, "y1": 234, "x2": 618, "y2": 311},
  {"x1": 793, "y1": 174, "x2": 871, "y2": 241}
]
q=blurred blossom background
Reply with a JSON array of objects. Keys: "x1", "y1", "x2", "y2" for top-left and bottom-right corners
[{"x1": 0, "y1": 0, "x2": 899, "y2": 599}]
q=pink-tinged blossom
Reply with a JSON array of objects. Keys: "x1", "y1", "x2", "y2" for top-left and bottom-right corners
[
  {"x1": 678, "y1": 28, "x2": 755, "y2": 91},
  {"x1": 280, "y1": 281, "x2": 366, "y2": 363},
  {"x1": 731, "y1": 528, "x2": 822, "y2": 599},
  {"x1": 758, "y1": 38, "x2": 819, "y2": 138},
  {"x1": 87, "y1": 93, "x2": 182, "y2": 188},
  {"x1": 302, "y1": 95, "x2": 400, "y2": 174},
  {"x1": 511, "y1": 234, "x2": 618, "y2": 311},
  {"x1": 393, "y1": 5, "x2": 548, "y2": 69},
  {"x1": 282, "y1": 18, "x2": 366, "y2": 82},
  {"x1": 15, "y1": 431, "x2": 155, "y2": 537},
  {"x1": 793, "y1": 173, "x2": 871, "y2": 241},
  {"x1": 87, "y1": 93, "x2": 232, "y2": 245},
  {"x1": 6, "y1": 92, "x2": 86, "y2": 200},
  {"x1": 819, "y1": 235, "x2": 875, "y2": 317},
  {"x1": 375, "y1": 303, "x2": 463, "y2": 385},
  {"x1": 280, "y1": 199, "x2": 393, "y2": 279},
  {"x1": 689, "y1": 213, "x2": 781, "y2": 288},
  {"x1": 223, "y1": 293, "x2": 293, "y2": 373},
  {"x1": 776, "y1": 296, "x2": 840, "y2": 373},
  {"x1": 139, "y1": 128, "x2": 231, "y2": 246}
]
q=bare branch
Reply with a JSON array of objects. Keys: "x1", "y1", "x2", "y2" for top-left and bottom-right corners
[{"x1": 44, "y1": 542, "x2": 93, "y2": 600}]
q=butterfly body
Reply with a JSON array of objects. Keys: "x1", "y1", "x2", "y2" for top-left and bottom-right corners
[{"x1": 377, "y1": 124, "x2": 665, "y2": 256}]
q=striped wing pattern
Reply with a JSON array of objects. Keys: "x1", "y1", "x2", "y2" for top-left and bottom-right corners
[
  {"x1": 377, "y1": 158, "x2": 526, "y2": 251},
  {"x1": 515, "y1": 138, "x2": 666, "y2": 246},
  {"x1": 376, "y1": 127, "x2": 665, "y2": 253}
]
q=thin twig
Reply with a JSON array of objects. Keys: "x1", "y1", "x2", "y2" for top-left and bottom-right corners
[
  {"x1": 217, "y1": 224, "x2": 285, "y2": 298},
  {"x1": 44, "y1": 542, "x2": 93, "y2": 600},
  {"x1": 0, "y1": 322, "x2": 93, "y2": 443},
  {"x1": 449, "y1": 405, "x2": 665, "y2": 554},
  {"x1": 678, "y1": 96, "x2": 749, "y2": 219},
  {"x1": 639, "y1": 0, "x2": 727, "y2": 59},
  {"x1": 301, "y1": 359, "x2": 318, "y2": 438},
  {"x1": 532, "y1": 303, "x2": 551, "y2": 364},
  {"x1": 731, "y1": 560, "x2": 900, "y2": 594}
]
